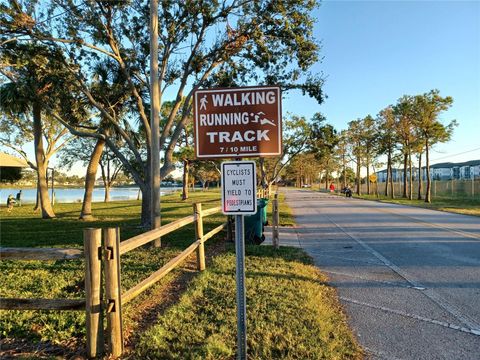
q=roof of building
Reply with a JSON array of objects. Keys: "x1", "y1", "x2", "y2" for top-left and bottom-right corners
[
  {"x1": 430, "y1": 160, "x2": 480, "y2": 168},
  {"x1": 0, "y1": 152, "x2": 29, "y2": 168},
  {"x1": 376, "y1": 159, "x2": 480, "y2": 173}
]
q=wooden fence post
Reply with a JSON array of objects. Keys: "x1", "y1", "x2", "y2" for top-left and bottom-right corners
[
  {"x1": 227, "y1": 215, "x2": 234, "y2": 242},
  {"x1": 272, "y1": 194, "x2": 279, "y2": 249},
  {"x1": 193, "y1": 203, "x2": 206, "y2": 271},
  {"x1": 103, "y1": 227, "x2": 123, "y2": 358},
  {"x1": 84, "y1": 228, "x2": 104, "y2": 359}
]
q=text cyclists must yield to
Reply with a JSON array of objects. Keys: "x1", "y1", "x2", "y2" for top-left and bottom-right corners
[{"x1": 221, "y1": 161, "x2": 257, "y2": 215}]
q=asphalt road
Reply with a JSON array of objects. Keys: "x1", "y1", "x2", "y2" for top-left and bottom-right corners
[{"x1": 282, "y1": 189, "x2": 480, "y2": 360}]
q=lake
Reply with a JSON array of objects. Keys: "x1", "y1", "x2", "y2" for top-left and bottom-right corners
[{"x1": 0, "y1": 187, "x2": 181, "y2": 204}]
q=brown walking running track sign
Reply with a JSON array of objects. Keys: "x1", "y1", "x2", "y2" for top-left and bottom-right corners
[{"x1": 193, "y1": 86, "x2": 282, "y2": 159}]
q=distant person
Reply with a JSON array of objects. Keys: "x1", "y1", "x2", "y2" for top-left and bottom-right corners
[
  {"x1": 16, "y1": 190, "x2": 22, "y2": 206},
  {"x1": 344, "y1": 186, "x2": 352, "y2": 198},
  {"x1": 329, "y1": 183, "x2": 335, "y2": 192},
  {"x1": 7, "y1": 194, "x2": 15, "y2": 212}
]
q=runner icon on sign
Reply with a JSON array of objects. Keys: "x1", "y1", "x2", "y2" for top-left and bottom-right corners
[
  {"x1": 200, "y1": 95, "x2": 208, "y2": 110},
  {"x1": 250, "y1": 111, "x2": 275, "y2": 126}
]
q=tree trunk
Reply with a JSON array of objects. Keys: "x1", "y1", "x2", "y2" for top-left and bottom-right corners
[
  {"x1": 366, "y1": 158, "x2": 370, "y2": 195},
  {"x1": 140, "y1": 183, "x2": 151, "y2": 229},
  {"x1": 33, "y1": 182, "x2": 40, "y2": 211},
  {"x1": 417, "y1": 152, "x2": 423, "y2": 200},
  {"x1": 385, "y1": 151, "x2": 391, "y2": 196},
  {"x1": 104, "y1": 183, "x2": 111, "y2": 202},
  {"x1": 408, "y1": 151, "x2": 413, "y2": 200},
  {"x1": 402, "y1": 153, "x2": 408, "y2": 198},
  {"x1": 80, "y1": 138, "x2": 105, "y2": 220},
  {"x1": 356, "y1": 157, "x2": 361, "y2": 195},
  {"x1": 259, "y1": 158, "x2": 267, "y2": 188},
  {"x1": 425, "y1": 139, "x2": 431, "y2": 203},
  {"x1": 372, "y1": 164, "x2": 378, "y2": 198},
  {"x1": 390, "y1": 165, "x2": 395, "y2": 199},
  {"x1": 33, "y1": 104, "x2": 55, "y2": 219},
  {"x1": 182, "y1": 159, "x2": 189, "y2": 200}
]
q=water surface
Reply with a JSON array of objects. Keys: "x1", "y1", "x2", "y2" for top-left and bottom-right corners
[{"x1": 0, "y1": 187, "x2": 180, "y2": 204}]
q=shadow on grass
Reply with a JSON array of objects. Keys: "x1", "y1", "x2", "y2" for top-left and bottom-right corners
[{"x1": 221, "y1": 243, "x2": 314, "y2": 265}]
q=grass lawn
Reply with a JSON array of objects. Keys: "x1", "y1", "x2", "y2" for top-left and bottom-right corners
[
  {"x1": 354, "y1": 194, "x2": 480, "y2": 217},
  {"x1": 1, "y1": 189, "x2": 361, "y2": 359},
  {"x1": 135, "y1": 246, "x2": 362, "y2": 360},
  {"x1": 0, "y1": 190, "x2": 224, "y2": 345}
]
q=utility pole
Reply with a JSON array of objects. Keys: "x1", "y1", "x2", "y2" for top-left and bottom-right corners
[{"x1": 150, "y1": 0, "x2": 161, "y2": 245}]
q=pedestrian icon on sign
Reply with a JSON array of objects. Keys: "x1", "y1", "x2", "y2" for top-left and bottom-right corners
[{"x1": 200, "y1": 95, "x2": 208, "y2": 110}]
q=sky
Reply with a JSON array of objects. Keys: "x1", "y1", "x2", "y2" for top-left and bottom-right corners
[
  {"x1": 3, "y1": 1, "x2": 478, "y2": 176},
  {"x1": 283, "y1": 0, "x2": 480, "y2": 165}
]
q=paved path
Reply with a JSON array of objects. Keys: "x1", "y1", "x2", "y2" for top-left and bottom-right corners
[{"x1": 276, "y1": 189, "x2": 480, "y2": 360}]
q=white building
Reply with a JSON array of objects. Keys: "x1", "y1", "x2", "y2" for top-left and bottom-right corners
[{"x1": 375, "y1": 160, "x2": 480, "y2": 182}]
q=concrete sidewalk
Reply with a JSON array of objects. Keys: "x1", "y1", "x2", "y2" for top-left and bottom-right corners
[{"x1": 262, "y1": 226, "x2": 301, "y2": 247}]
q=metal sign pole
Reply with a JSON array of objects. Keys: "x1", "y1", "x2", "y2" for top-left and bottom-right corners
[{"x1": 235, "y1": 214, "x2": 247, "y2": 360}]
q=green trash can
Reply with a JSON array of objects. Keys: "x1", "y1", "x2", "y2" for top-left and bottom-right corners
[
  {"x1": 259, "y1": 198, "x2": 269, "y2": 225},
  {"x1": 244, "y1": 199, "x2": 268, "y2": 244}
]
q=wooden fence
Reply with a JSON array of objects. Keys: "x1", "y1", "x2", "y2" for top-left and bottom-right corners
[{"x1": 0, "y1": 203, "x2": 226, "y2": 358}]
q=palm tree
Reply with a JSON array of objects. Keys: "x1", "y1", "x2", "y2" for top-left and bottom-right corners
[{"x1": 0, "y1": 44, "x2": 69, "y2": 218}]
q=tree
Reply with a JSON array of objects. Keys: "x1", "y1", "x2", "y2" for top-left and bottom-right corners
[
  {"x1": 98, "y1": 148, "x2": 124, "y2": 202},
  {"x1": 335, "y1": 130, "x2": 349, "y2": 189},
  {"x1": 284, "y1": 153, "x2": 321, "y2": 187},
  {"x1": 190, "y1": 160, "x2": 220, "y2": 190},
  {"x1": 359, "y1": 115, "x2": 377, "y2": 195},
  {"x1": 377, "y1": 106, "x2": 398, "y2": 198},
  {"x1": 166, "y1": 98, "x2": 193, "y2": 200},
  {"x1": 414, "y1": 90, "x2": 456, "y2": 203},
  {"x1": 175, "y1": 146, "x2": 194, "y2": 200},
  {"x1": 338, "y1": 166, "x2": 355, "y2": 187},
  {"x1": 260, "y1": 114, "x2": 314, "y2": 186},
  {"x1": 77, "y1": 60, "x2": 130, "y2": 219},
  {"x1": 1, "y1": 0, "x2": 325, "y2": 226},
  {"x1": 310, "y1": 113, "x2": 338, "y2": 190},
  {"x1": 0, "y1": 111, "x2": 72, "y2": 199},
  {"x1": 393, "y1": 96, "x2": 416, "y2": 199},
  {"x1": 347, "y1": 119, "x2": 364, "y2": 195},
  {"x1": 60, "y1": 137, "x2": 124, "y2": 203},
  {"x1": 0, "y1": 43, "x2": 81, "y2": 218}
]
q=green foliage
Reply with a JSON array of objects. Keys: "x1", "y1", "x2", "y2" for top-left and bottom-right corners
[{"x1": 338, "y1": 167, "x2": 356, "y2": 186}]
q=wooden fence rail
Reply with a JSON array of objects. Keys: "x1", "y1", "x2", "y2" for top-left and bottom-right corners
[
  {"x1": 121, "y1": 205, "x2": 224, "y2": 305},
  {"x1": 0, "y1": 203, "x2": 226, "y2": 359}
]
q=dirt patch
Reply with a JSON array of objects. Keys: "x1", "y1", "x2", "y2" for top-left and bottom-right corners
[
  {"x1": 0, "y1": 338, "x2": 85, "y2": 359},
  {"x1": 122, "y1": 238, "x2": 227, "y2": 358}
]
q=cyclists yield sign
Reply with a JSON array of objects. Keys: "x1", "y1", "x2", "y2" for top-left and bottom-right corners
[
  {"x1": 221, "y1": 161, "x2": 257, "y2": 215},
  {"x1": 194, "y1": 86, "x2": 282, "y2": 159}
]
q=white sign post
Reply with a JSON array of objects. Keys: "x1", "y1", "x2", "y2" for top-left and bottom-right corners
[{"x1": 221, "y1": 161, "x2": 256, "y2": 359}]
